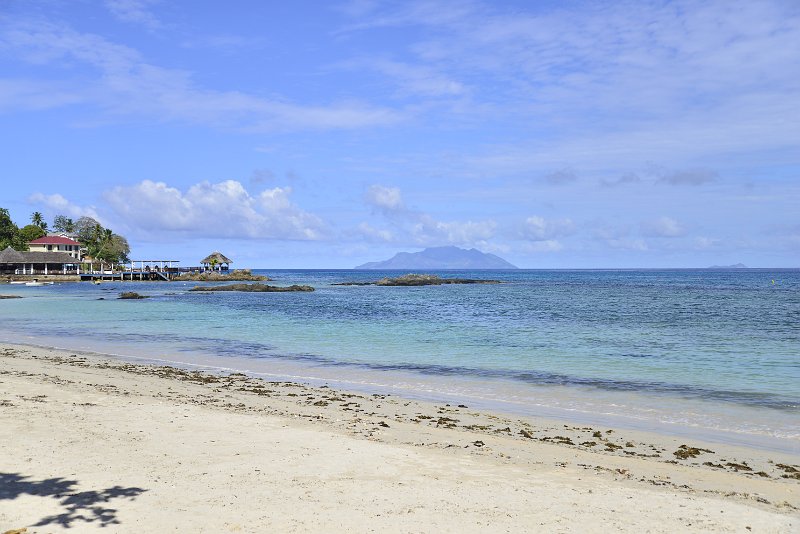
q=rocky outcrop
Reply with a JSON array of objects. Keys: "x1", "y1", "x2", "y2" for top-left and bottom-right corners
[
  {"x1": 189, "y1": 283, "x2": 314, "y2": 292},
  {"x1": 334, "y1": 274, "x2": 502, "y2": 286},
  {"x1": 178, "y1": 269, "x2": 270, "y2": 282},
  {"x1": 118, "y1": 292, "x2": 149, "y2": 299}
]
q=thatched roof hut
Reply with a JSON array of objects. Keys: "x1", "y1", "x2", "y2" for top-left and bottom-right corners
[
  {"x1": 200, "y1": 251, "x2": 232, "y2": 271},
  {"x1": 0, "y1": 246, "x2": 26, "y2": 264}
]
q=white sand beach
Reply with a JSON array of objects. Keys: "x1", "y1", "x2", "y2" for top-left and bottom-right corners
[{"x1": 0, "y1": 343, "x2": 797, "y2": 533}]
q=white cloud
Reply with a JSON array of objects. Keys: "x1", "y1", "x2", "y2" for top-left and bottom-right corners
[
  {"x1": 641, "y1": 216, "x2": 686, "y2": 238},
  {"x1": 28, "y1": 193, "x2": 101, "y2": 221},
  {"x1": 522, "y1": 216, "x2": 575, "y2": 241},
  {"x1": 343, "y1": 1, "x2": 800, "y2": 173},
  {"x1": 411, "y1": 216, "x2": 497, "y2": 246},
  {"x1": 365, "y1": 184, "x2": 404, "y2": 212},
  {"x1": 363, "y1": 184, "x2": 497, "y2": 246},
  {"x1": 693, "y1": 236, "x2": 720, "y2": 250},
  {"x1": 104, "y1": 0, "x2": 162, "y2": 31},
  {"x1": 0, "y1": 20, "x2": 403, "y2": 131},
  {"x1": 343, "y1": 59, "x2": 467, "y2": 97},
  {"x1": 357, "y1": 222, "x2": 393, "y2": 242},
  {"x1": 103, "y1": 180, "x2": 325, "y2": 240},
  {"x1": 523, "y1": 240, "x2": 564, "y2": 253}
]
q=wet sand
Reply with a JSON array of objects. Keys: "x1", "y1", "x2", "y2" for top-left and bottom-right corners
[{"x1": 0, "y1": 343, "x2": 797, "y2": 532}]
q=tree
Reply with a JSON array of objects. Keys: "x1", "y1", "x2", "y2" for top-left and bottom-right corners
[
  {"x1": 52, "y1": 215, "x2": 76, "y2": 234},
  {"x1": 104, "y1": 234, "x2": 130, "y2": 264},
  {"x1": 31, "y1": 211, "x2": 48, "y2": 231},
  {"x1": 0, "y1": 208, "x2": 25, "y2": 251},
  {"x1": 75, "y1": 216, "x2": 102, "y2": 244},
  {"x1": 74, "y1": 218, "x2": 130, "y2": 264},
  {"x1": 19, "y1": 224, "x2": 46, "y2": 243}
]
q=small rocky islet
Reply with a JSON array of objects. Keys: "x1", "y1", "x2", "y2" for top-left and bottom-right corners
[
  {"x1": 189, "y1": 283, "x2": 314, "y2": 293},
  {"x1": 118, "y1": 292, "x2": 149, "y2": 299},
  {"x1": 333, "y1": 273, "x2": 503, "y2": 286},
  {"x1": 178, "y1": 269, "x2": 270, "y2": 282}
]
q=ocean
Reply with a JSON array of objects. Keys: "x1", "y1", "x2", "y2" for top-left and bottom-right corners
[{"x1": 1, "y1": 269, "x2": 798, "y2": 452}]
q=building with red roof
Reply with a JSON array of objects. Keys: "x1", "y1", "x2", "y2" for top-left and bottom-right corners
[{"x1": 27, "y1": 235, "x2": 83, "y2": 260}]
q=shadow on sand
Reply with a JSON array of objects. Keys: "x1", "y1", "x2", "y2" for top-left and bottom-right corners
[{"x1": 0, "y1": 472, "x2": 146, "y2": 528}]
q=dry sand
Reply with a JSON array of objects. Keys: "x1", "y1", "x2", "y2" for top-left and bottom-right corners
[{"x1": 0, "y1": 343, "x2": 797, "y2": 533}]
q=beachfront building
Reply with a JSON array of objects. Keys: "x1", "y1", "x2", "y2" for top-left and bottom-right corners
[
  {"x1": 200, "y1": 251, "x2": 232, "y2": 272},
  {"x1": 0, "y1": 246, "x2": 79, "y2": 275},
  {"x1": 27, "y1": 235, "x2": 83, "y2": 260}
]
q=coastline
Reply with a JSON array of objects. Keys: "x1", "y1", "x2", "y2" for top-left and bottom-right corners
[{"x1": 1, "y1": 343, "x2": 797, "y2": 532}]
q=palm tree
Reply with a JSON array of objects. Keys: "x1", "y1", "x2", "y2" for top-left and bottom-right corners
[
  {"x1": 95, "y1": 228, "x2": 115, "y2": 262},
  {"x1": 31, "y1": 212, "x2": 48, "y2": 231}
]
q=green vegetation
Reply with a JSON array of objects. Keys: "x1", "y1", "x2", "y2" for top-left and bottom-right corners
[
  {"x1": 52, "y1": 215, "x2": 76, "y2": 233},
  {"x1": 74, "y1": 216, "x2": 130, "y2": 264},
  {"x1": 0, "y1": 208, "x2": 26, "y2": 251},
  {"x1": 19, "y1": 224, "x2": 46, "y2": 243},
  {"x1": 31, "y1": 211, "x2": 47, "y2": 231},
  {"x1": 0, "y1": 208, "x2": 130, "y2": 264},
  {"x1": 179, "y1": 269, "x2": 269, "y2": 282}
]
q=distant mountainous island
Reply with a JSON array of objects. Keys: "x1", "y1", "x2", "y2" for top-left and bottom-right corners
[
  {"x1": 355, "y1": 246, "x2": 518, "y2": 270},
  {"x1": 707, "y1": 263, "x2": 748, "y2": 269}
]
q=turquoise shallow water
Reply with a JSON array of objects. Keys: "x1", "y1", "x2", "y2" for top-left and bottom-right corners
[{"x1": 1, "y1": 269, "x2": 798, "y2": 451}]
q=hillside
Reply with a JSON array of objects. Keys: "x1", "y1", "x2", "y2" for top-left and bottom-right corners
[{"x1": 355, "y1": 246, "x2": 518, "y2": 270}]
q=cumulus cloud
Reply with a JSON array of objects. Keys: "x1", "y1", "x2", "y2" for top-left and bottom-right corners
[
  {"x1": 362, "y1": 183, "x2": 497, "y2": 246},
  {"x1": 103, "y1": 180, "x2": 325, "y2": 240},
  {"x1": 411, "y1": 216, "x2": 496, "y2": 246},
  {"x1": 365, "y1": 184, "x2": 404, "y2": 212},
  {"x1": 28, "y1": 192, "x2": 101, "y2": 221},
  {"x1": 521, "y1": 216, "x2": 575, "y2": 241},
  {"x1": 641, "y1": 216, "x2": 686, "y2": 238}
]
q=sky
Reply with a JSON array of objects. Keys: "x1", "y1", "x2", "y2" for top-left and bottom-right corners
[{"x1": 1, "y1": 0, "x2": 798, "y2": 268}]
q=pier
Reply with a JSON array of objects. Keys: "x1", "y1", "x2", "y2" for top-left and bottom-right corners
[{"x1": 79, "y1": 260, "x2": 190, "y2": 282}]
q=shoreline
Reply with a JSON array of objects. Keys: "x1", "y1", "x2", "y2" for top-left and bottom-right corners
[
  {"x1": 0, "y1": 342, "x2": 797, "y2": 532},
  {"x1": 3, "y1": 335, "x2": 798, "y2": 456}
]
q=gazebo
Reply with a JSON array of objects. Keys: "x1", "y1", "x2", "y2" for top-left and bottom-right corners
[{"x1": 200, "y1": 251, "x2": 232, "y2": 272}]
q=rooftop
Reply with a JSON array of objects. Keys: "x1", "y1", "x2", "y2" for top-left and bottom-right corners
[{"x1": 28, "y1": 236, "x2": 81, "y2": 245}]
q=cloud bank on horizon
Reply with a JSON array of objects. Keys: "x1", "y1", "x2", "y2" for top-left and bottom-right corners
[{"x1": 1, "y1": 0, "x2": 798, "y2": 267}]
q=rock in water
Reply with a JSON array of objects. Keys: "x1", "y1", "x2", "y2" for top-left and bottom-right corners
[
  {"x1": 118, "y1": 292, "x2": 149, "y2": 299},
  {"x1": 189, "y1": 283, "x2": 314, "y2": 292}
]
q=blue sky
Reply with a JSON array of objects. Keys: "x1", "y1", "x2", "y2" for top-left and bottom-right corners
[{"x1": 1, "y1": 0, "x2": 798, "y2": 268}]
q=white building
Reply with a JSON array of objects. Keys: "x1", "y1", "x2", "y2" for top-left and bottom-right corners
[{"x1": 27, "y1": 236, "x2": 83, "y2": 260}]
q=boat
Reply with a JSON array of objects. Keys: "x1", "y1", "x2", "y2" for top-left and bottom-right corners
[
  {"x1": 25, "y1": 279, "x2": 54, "y2": 286},
  {"x1": 9, "y1": 281, "x2": 27, "y2": 285}
]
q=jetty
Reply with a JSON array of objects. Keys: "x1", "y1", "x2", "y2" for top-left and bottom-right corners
[{"x1": 80, "y1": 260, "x2": 186, "y2": 282}]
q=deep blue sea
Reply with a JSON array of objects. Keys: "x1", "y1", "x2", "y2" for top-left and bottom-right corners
[{"x1": 1, "y1": 269, "x2": 798, "y2": 451}]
